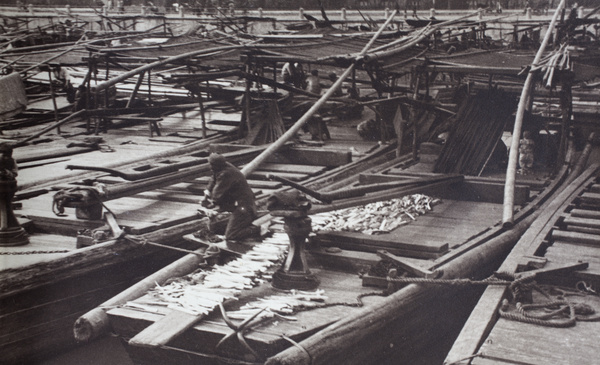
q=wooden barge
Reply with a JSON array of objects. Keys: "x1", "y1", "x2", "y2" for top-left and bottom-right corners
[
  {"x1": 92, "y1": 99, "x2": 598, "y2": 364},
  {"x1": 445, "y1": 160, "x2": 600, "y2": 365},
  {"x1": 1, "y1": 3, "x2": 600, "y2": 364}
]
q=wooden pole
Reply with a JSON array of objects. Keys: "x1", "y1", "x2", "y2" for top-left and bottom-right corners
[
  {"x1": 47, "y1": 68, "x2": 60, "y2": 134},
  {"x1": 244, "y1": 62, "x2": 252, "y2": 138},
  {"x1": 15, "y1": 110, "x2": 87, "y2": 147},
  {"x1": 502, "y1": 0, "x2": 566, "y2": 227},
  {"x1": 241, "y1": 10, "x2": 399, "y2": 177},
  {"x1": 20, "y1": 33, "x2": 87, "y2": 78},
  {"x1": 74, "y1": 246, "x2": 207, "y2": 342},
  {"x1": 93, "y1": 43, "x2": 254, "y2": 93},
  {"x1": 198, "y1": 92, "x2": 207, "y2": 139},
  {"x1": 125, "y1": 71, "x2": 145, "y2": 108}
]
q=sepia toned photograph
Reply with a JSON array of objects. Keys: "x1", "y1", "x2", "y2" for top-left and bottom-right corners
[{"x1": 1, "y1": 0, "x2": 599, "y2": 364}]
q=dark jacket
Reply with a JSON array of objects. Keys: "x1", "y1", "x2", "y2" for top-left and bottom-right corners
[{"x1": 207, "y1": 161, "x2": 256, "y2": 213}]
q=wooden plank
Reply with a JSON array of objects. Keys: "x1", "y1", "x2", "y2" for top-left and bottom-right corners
[
  {"x1": 316, "y1": 230, "x2": 448, "y2": 253},
  {"x1": 476, "y1": 315, "x2": 600, "y2": 365},
  {"x1": 565, "y1": 225, "x2": 600, "y2": 235},
  {"x1": 316, "y1": 239, "x2": 445, "y2": 259},
  {"x1": 210, "y1": 144, "x2": 352, "y2": 167},
  {"x1": 570, "y1": 208, "x2": 600, "y2": 220},
  {"x1": 249, "y1": 170, "x2": 308, "y2": 181},
  {"x1": 551, "y1": 230, "x2": 600, "y2": 246},
  {"x1": 580, "y1": 192, "x2": 600, "y2": 205},
  {"x1": 251, "y1": 162, "x2": 328, "y2": 176},
  {"x1": 359, "y1": 173, "x2": 529, "y2": 204},
  {"x1": 366, "y1": 171, "x2": 549, "y2": 190},
  {"x1": 563, "y1": 216, "x2": 600, "y2": 229},
  {"x1": 192, "y1": 176, "x2": 283, "y2": 189},
  {"x1": 129, "y1": 309, "x2": 207, "y2": 348},
  {"x1": 545, "y1": 241, "x2": 600, "y2": 276}
]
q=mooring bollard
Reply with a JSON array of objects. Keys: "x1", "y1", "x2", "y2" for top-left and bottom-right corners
[
  {"x1": 299, "y1": 7, "x2": 304, "y2": 20},
  {"x1": 178, "y1": 6, "x2": 184, "y2": 17},
  {"x1": 66, "y1": 4, "x2": 71, "y2": 15},
  {"x1": 385, "y1": 7, "x2": 390, "y2": 18},
  {"x1": 341, "y1": 7, "x2": 346, "y2": 21},
  {"x1": 27, "y1": 4, "x2": 34, "y2": 14},
  {"x1": 478, "y1": 7, "x2": 483, "y2": 20},
  {"x1": 141, "y1": 5, "x2": 146, "y2": 15},
  {"x1": 526, "y1": 7, "x2": 532, "y2": 19},
  {"x1": 430, "y1": 8, "x2": 436, "y2": 18},
  {"x1": 267, "y1": 191, "x2": 319, "y2": 291},
  {"x1": 257, "y1": 7, "x2": 263, "y2": 17},
  {"x1": 0, "y1": 143, "x2": 29, "y2": 247}
]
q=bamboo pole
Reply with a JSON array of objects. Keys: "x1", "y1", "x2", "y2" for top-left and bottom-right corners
[
  {"x1": 20, "y1": 33, "x2": 88, "y2": 78},
  {"x1": 92, "y1": 42, "x2": 258, "y2": 93},
  {"x1": 502, "y1": 0, "x2": 566, "y2": 227},
  {"x1": 241, "y1": 10, "x2": 399, "y2": 177}
]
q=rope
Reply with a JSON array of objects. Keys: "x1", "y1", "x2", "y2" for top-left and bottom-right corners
[
  {"x1": 122, "y1": 235, "x2": 206, "y2": 257},
  {"x1": 0, "y1": 249, "x2": 69, "y2": 255},
  {"x1": 385, "y1": 276, "x2": 513, "y2": 287},
  {"x1": 499, "y1": 299, "x2": 577, "y2": 328},
  {"x1": 281, "y1": 335, "x2": 313, "y2": 365},
  {"x1": 309, "y1": 291, "x2": 389, "y2": 310}
]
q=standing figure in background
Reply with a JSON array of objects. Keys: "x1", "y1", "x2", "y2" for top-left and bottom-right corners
[
  {"x1": 327, "y1": 72, "x2": 344, "y2": 97},
  {"x1": 518, "y1": 131, "x2": 535, "y2": 174},
  {"x1": 305, "y1": 69, "x2": 322, "y2": 95},
  {"x1": 203, "y1": 153, "x2": 260, "y2": 242}
]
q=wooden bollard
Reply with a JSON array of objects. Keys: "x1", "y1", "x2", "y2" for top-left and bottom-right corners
[
  {"x1": 430, "y1": 8, "x2": 436, "y2": 18},
  {"x1": 341, "y1": 7, "x2": 346, "y2": 21},
  {"x1": 258, "y1": 7, "x2": 263, "y2": 17},
  {"x1": 299, "y1": 7, "x2": 304, "y2": 20},
  {"x1": 526, "y1": 7, "x2": 532, "y2": 19}
]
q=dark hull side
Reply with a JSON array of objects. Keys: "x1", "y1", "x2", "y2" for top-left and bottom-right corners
[{"x1": 0, "y1": 241, "x2": 194, "y2": 365}]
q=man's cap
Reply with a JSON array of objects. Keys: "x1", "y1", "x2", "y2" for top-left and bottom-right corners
[{"x1": 208, "y1": 153, "x2": 227, "y2": 168}]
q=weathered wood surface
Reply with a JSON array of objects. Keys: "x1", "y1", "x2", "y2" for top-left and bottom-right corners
[
  {"x1": 472, "y1": 292, "x2": 600, "y2": 365},
  {"x1": 0, "y1": 219, "x2": 203, "y2": 298},
  {"x1": 316, "y1": 199, "x2": 502, "y2": 257},
  {"x1": 73, "y1": 246, "x2": 208, "y2": 342},
  {"x1": 109, "y1": 269, "x2": 385, "y2": 361},
  {"x1": 129, "y1": 309, "x2": 208, "y2": 348},
  {"x1": 444, "y1": 164, "x2": 600, "y2": 365}
]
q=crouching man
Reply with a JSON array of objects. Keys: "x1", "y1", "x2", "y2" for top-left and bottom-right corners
[{"x1": 202, "y1": 153, "x2": 260, "y2": 242}]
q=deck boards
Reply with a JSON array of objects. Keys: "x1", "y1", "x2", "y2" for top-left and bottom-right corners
[
  {"x1": 108, "y1": 268, "x2": 386, "y2": 359},
  {"x1": 473, "y1": 297, "x2": 600, "y2": 365},
  {"x1": 316, "y1": 199, "x2": 502, "y2": 257}
]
